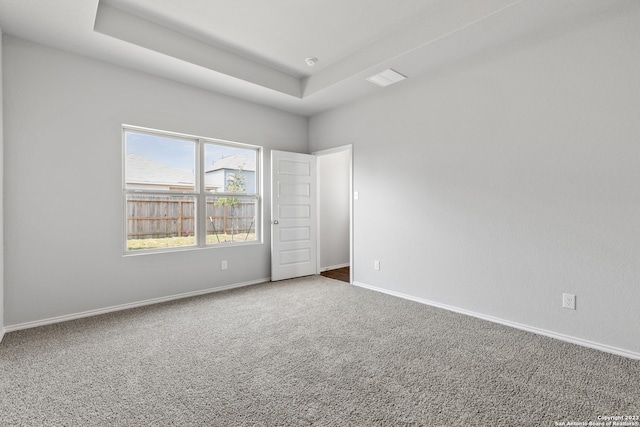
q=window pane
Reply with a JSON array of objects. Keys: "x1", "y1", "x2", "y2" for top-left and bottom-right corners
[
  {"x1": 204, "y1": 143, "x2": 257, "y2": 194},
  {"x1": 125, "y1": 131, "x2": 196, "y2": 191},
  {"x1": 126, "y1": 194, "x2": 196, "y2": 251},
  {"x1": 206, "y1": 196, "x2": 257, "y2": 244}
]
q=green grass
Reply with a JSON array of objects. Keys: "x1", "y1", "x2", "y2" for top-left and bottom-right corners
[{"x1": 127, "y1": 233, "x2": 256, "y2": 251}]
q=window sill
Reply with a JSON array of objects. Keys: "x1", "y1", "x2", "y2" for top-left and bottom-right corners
[{"x1": 122, "y1": 239, "x2": 262, "y2": 257}]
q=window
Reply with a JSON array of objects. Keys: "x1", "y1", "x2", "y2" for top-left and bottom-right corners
[{"x1": 123, "y1": 126, "x2": 261, "y2": 253}]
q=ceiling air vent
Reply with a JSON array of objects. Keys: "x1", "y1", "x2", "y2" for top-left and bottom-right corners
[{"x1": 366, "y1": 68, "x2": 407, "y2": 87}]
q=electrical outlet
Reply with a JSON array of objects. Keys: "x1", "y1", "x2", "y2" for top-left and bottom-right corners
[
  {"x1": 221, "y1": 260, "x2": 228, "y2": 270},
  {"x1": 562, "y1": 293, "x2": 576, "y2": 310},
  {"x1": 374, "y1": 260, "x2": 380, "y2": 271}
]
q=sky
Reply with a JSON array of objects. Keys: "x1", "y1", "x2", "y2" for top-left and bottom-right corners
[{"x1": 125, "y1": 131, "x2": 254, "y2": 171}]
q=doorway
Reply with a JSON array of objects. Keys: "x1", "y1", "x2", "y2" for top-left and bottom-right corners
[
  {"x1": 314, "y1": 145, "x2": 353, "y2": 284},
  {"x1": 270, "y1": 146, "x2": 352, "y2": 283}
]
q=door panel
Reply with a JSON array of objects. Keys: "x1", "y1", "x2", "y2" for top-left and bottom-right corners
[{"x1": 271, "y1": 150, "x2": 317, "y2": 281}]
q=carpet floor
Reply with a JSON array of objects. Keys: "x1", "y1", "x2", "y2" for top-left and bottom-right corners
[{"x1": 1, "y1": 276, "x2": 638, "y2": 426}]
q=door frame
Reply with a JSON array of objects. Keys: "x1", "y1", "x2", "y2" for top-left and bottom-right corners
[{"x1": 312, "y1": 144, "x2": 354, "y2": 284}]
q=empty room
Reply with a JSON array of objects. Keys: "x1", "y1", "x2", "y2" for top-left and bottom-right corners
[{"x1": 1, "y1": 0, "x2": 639, "y2": 425}]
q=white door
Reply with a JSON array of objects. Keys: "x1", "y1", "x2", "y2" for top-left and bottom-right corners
[{"x1": 271, "y1": 150, "x2": 317, "y2": 281}]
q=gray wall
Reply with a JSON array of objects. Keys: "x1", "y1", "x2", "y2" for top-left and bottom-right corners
[
  {"x1": 309, "y1": 5, "x2": 640, "y2": 356},
  {"x1": 3, "y1": 37, "x2": 307, "y2": 326},
  {"x1": 317, "y1": 149, "x2": 350, "y2": 270},
  {"x1": 0, "y1": 28, "x2": 4, "y2": 340}
]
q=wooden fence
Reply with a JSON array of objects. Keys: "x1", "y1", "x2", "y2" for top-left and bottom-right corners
[{"x1": 126, "y1": 195, "x2": 256, "y2": 239}]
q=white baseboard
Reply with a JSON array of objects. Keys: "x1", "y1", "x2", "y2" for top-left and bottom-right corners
[
  {"x1": 4, "y1": 278, "x2": 270, "y2": 333},
  {"x1": 353, "y1": 281, "x2": 640, "y2": 361},
  {"x1": 320, "y1": 263, "x2": 349, "y2": 272},
  {"x1": 0, "y1": 328, "x2": 5, "y2": 344}
]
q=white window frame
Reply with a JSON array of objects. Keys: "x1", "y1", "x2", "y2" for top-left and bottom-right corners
[{"x1": 122, "y1": 125, "x2": 262, "y2": 255}]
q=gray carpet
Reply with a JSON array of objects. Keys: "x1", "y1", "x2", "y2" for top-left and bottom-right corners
[{"x1": 1, "y1": 276, "x2": 638, "y2": 426}]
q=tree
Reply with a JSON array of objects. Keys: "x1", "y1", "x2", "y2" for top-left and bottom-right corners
[{"x1": 214, "y1": 167, "x2": 246, "y2": 239}]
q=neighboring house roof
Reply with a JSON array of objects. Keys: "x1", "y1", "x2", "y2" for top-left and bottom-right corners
[
  {"x1": 126, "y1": 154, "x2": 195, "y2": 187},
  {"x1": 206, "y1": 154, "x2": 255, "y2": 173}
]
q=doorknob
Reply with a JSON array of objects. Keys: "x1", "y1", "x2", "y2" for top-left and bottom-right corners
[{"x1": 273, "y1": 220, "x2": 279, "y2": 225}]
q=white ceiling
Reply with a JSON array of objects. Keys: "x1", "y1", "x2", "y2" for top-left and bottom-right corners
[
  {"x1": 103, "y1": 0, "x2": 443, "y2": 78},
  {"x1": 0, "y1": 0, "x2": 624, "y2": 116}
]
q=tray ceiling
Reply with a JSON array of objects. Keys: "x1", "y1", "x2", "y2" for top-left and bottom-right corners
[{"x1": 0, "y1": 0, "x2": 625, "y2": 116}]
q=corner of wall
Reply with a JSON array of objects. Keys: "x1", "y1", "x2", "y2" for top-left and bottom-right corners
[
  {"x1": 305, "y1": 115, "x2": 312, "y2": 154},
  {"x1": 0, "y1": 27, "x2": 5, "y2": 342}
]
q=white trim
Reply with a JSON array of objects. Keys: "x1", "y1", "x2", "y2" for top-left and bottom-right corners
[
  {"x1": 312, "y1": 145, "x2": 353, "y2": 156},
  {"x1": 0, "y1": 328, "x2": 5, "y2": 344},
  {"x1": 123, "y1": 124, "x2": 261, "y2": 152},
  {"x1": 353, "y1": 281, "x2": 640, "y2": 361},
  {"x1": 4, "y1": 278, "x2": 270, "y2": 333},
  {"x1": 320, "y1": 263, "x2": 350, "y2": 272}
]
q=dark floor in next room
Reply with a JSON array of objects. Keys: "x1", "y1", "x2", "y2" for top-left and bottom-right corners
[{"x1": 320, "y1": 267, "x2": 350, "y2": 283}]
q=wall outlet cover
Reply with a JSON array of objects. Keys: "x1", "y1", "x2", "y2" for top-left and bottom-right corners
[{"x1": 563, "y1": 293, "x2": 576, "y2": 310}]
